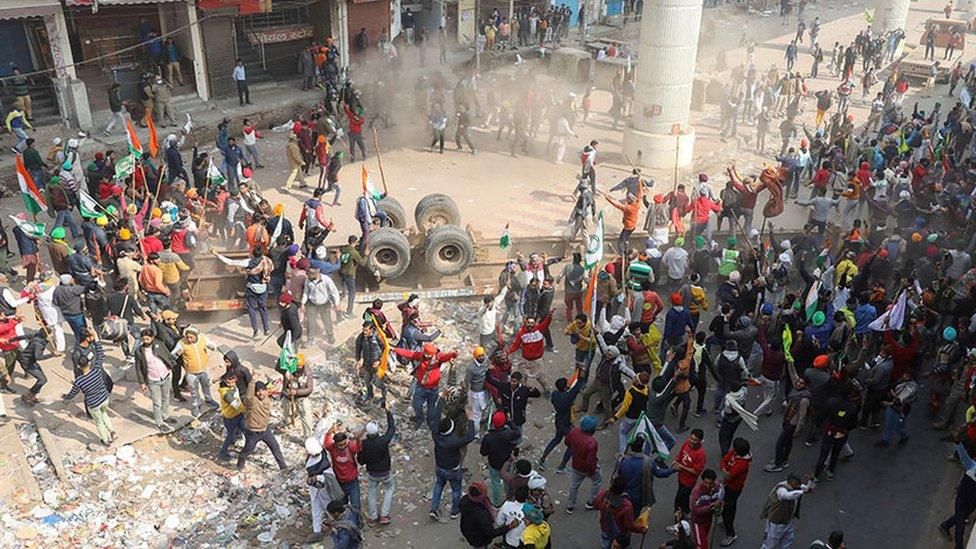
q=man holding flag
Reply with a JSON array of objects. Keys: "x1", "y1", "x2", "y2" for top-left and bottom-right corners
[{"x1": 276, "y1": 350, "x2": 314, "y2": 439}]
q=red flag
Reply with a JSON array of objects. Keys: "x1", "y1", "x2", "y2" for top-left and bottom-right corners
[{"x1": 146, "y1": 112, "x2": 159, "y2": 159}]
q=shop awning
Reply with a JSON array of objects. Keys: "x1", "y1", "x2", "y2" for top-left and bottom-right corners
[
  {"x1": 197, "y1": 0, "x2": 272, "y2": 14},
  {"x1": 65, "y1": 0, "x2": 186, "y2": 6},
  {"x1": 0, "y1": 0, "x2": 61, "y2": 21}
]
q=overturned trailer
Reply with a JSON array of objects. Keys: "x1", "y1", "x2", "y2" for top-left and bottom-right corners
[{"x1": 184, "y1": 193, "x2": 585, "y2": 311}]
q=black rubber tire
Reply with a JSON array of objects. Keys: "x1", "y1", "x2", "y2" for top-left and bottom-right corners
[
  {"x1": 367, "y1": 227, "x2": 411, "y2": 279},
  {"x1": 414, "y1": 193, "x2": 460, "y2": 230},
  {"x1": 377, "y1": 196, "x2": 407, "y2": 230},
  {"x1": 424, "y1": 224, "x2": 474, "y2": 276}
]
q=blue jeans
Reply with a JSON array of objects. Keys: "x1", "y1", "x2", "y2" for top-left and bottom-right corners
[
  {"x1": 431, "y1": 466, "x2": 462, "y2": 515},
  {"x1": 655, "y1": 422, "x2": 677, "y2": 450},
  {"x1": 340, "y1": 274, "x2": 356, "y2": 314},
  {"x1": 881, "y1": 406, "x2": 909, "y2": 443},
  {"x1": 412, "y1": 386, "x2": 439, "y2": 429},
  {"x1": 340, "y1": 479, "x2": 362, "y2": 523},
  {"x1": 12, "y1": 127, "x2": 28, "y2": 152},
  {"x1": 145, "y1": 292, "x2": 171, "y2": 314},
  {"x1": 219, "y1": 414, "x2": 245, "y2": 457},
  {"x1": 54, "y1": 209, "x2": 81, "y2": 238},
  {"x1": 64, "y1": 313, "x2": 86, "y2": 347},
  {"x1": 244, "y1": 289, "x2": 269, "y2": 335}
]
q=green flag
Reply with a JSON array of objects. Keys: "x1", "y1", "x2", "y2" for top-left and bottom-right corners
[
  {"x1": 78, "y1": 189, "x2": 102, "y2": 219},
  {"x1": 9, "y1": 216, "x2": 45, "y2": 239},
  {"x1": 499, "y1": 223, "x2": 511, "y2": 249},
  {"x1": 114, "y1": 154, "x2": 136, "y2": 181},
  {"x1": 279, "y1": 330, "x2": 298, "y2": 374},
  {"x1": 627, "y1": 411, "x2": 671, "y2": 461}
]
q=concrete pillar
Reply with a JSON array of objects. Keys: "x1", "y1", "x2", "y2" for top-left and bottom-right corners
[
  {"x1": 622, "y1": 0, "x2": 702, "y2": 169},
  {"x1": 871, "y1": 0, "x2": 911, "y2": 37},
  {"x1": 45, "y1": 9, "x2": 92, "y2": 128},
  {"x1": 186, "y1": 1, "x2": 210, "y2": 100},
  {"x1": 334, "y1": 0, "x2": 350, "y2": 67}
]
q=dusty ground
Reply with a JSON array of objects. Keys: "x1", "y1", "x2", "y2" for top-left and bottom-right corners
[{"x1": 0, "y1": 0, "x2": 970, "y2": 546}]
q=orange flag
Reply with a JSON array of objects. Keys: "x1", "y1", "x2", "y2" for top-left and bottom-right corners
[{"x1": 146, "y1": 112, "x2": 159, "y2": 159}]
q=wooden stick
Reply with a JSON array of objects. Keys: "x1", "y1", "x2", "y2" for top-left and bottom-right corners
[
  {"x1": 198, "y1": 170, "x2": 214, "y2": 234},
  {"x1": 30, "y1": 303, "x2": 61, "y2": 356},
  {"x1": 372, "y1": 127, "x2": 389, "y2": 195}
]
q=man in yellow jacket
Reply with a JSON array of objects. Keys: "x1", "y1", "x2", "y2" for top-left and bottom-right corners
[
  {"x1": 284, "y1": 133, "x2": 306, "y2": 191},
  {"x1": 170, "y1": 326, "x2": 218, "y2": 416},
  {"x1": 217, "y1": 371, "x2": 247, "y2": 461}
]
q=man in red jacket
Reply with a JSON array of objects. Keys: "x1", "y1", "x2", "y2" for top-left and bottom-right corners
[
  {"x1": 672, "y1": 429, "x2": 706, "y2": 515},
  {"x1": 719, "y1": 437, "x2": 752, "y2": 546},
  {"x1": 507, "y1": 312, "x2": 553, "y2": 395},
  {"x1": 689, "y1": 468, "x2": 722, "y2": 549},
  {"x1": 595, "y1": 475, "x2": 646, "y2": 547},
  {"x1": 565, "y1": 415, "x2": 602, "y2": 513},
  {"x1": 342, "y1": 101, "x2": 367, "y2": 161},
  {"x1": 393, "y1": 342, "x2": 458, "y2": 429},
  {"x1": 324, "y1": 422, "x2": 363, "y2": 523}
]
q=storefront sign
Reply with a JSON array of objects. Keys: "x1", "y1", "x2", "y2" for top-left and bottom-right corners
[{"x1": 245, "y1": 24, "x2": 314, "y2": 45}]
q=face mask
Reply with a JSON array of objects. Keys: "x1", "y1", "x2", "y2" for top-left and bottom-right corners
[
  {"x1": 722, "y1": 350, "x2": 739, "y2": 361},
  {"x1": 673, "y1": 306, "x2": 684, "y2": 312}
]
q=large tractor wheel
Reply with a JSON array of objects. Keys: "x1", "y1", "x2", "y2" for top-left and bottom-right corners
[
  {"x1": 377, "y1": 196, "x2": 407, "y2": 230},
  {"x1": 424, "y1": 224, "x2": 475, "y2": 276},
  {"x1": 414, "y1": 193, "x2": 460, "y2": 231},
  {"x1": 367, "y1": 227, "x2": 411, "y2": 279}
]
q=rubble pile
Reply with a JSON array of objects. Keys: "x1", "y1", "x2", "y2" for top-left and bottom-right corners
[{"x1": 0, "y1": 299, "x2": 487, "y2": 547}]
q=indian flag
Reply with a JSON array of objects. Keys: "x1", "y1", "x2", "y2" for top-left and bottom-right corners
[
  {"x1": 8, "y1": 215, "x2": 45, "y2": 239},
  {"x1": 803, "y1": 278, "x2": 820, "y2": 322},
  {"x1": 279, "y1": 330, "x2": 298, "y2": 374},
  {"x1": 125, "y1": 116, "x2": 143, "y2": 158},
  {"x1": 207, "y1": 158, "x2": 226, "y2": 187},
  {"x1": 585, "y1": 210, "x2": 604, "y2": 268},
  {"x1": 627, "y1": 411, "x2": 672, "y2": 460},
  {"x1": 15, "y1": 155, "x2": 46, "y2": 216},
  {"x1": 371, "y1": 315, "x2": 392, "y2": 379},
  {"x1": 361, "y1": 164, "x2": 381, "y2": 199},
  {"x1": 78, "y1": 188, "x2": 101, "y2": 219}
]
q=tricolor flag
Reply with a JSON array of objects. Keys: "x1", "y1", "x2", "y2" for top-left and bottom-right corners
[
  {"x1": 8, "y1": 215, "x2": 45, "y2": 239},
  {"x1": 361, "y1": 164, "x2": 381, "y2": 199},
  {"x1": 146, "y1": 111, "x2": 159, "y2": 159},
  {"x1": 78, "y1": 188, "x2": 102, "y2": 219},
  {"x1": 583, "y1": 261, "x2": 600, "y2": 321},
  {"x1": 15, "y1": 155, "x2": 46, "y2": 216},
  {"x1": 279, "y1": 330, "x2": 298, "y2": 373},
  {"x1": 585, "y1": 210, "x2": 604, "y2": 268},
  {"x1": 125, "y1": 116, "x2": 143, "y2": 158},
  {"x1": 371, "y1": 315, "x2": 392, "y2": 379},
  {"x1": 627, "y1": 411, "x2": 672, "y2": 460},
  {"x1": 207, "y1": 158, "x2": 226, "y2": 187},
  {"x1": 803, "y1": 278, "x2": 820, "y2": 323}
]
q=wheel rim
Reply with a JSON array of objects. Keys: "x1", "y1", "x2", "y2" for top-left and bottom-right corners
[
  {"x1": 427, "y1": 213, "x2": 450, "y2": 227},
  {"x1": 438, "y1": 244, "x2": 462, "y2": 264},
  {"x1": 375, "y1": 248, "x2": 400, "y2": 267}
]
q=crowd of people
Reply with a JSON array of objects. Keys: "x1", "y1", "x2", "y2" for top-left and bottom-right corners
[{"x1": 1, "y1": 2, "x2": 976, "y2": 548}]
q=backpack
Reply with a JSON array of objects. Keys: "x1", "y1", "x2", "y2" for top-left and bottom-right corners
[{"x1": 720, "y1": 186, "x2": 741, "y2": 210}]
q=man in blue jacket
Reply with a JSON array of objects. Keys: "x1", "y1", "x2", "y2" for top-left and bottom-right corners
[{"x1": 430, "y1": 413, "x2": 476, "y2": 520}]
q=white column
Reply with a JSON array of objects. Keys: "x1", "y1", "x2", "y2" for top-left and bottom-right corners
[
  {"x1": 871, "y1": 0, "x2": 911, "y2": 36},
  {"x1": 186, "y1": 1, "x2": 210, "y2": 100},
  {"x1": 335, "y1": 0, "x2": 350, "y2": 67},
  {"x1": 622, "y1": 0, "x2": 702, "y2": 169}
]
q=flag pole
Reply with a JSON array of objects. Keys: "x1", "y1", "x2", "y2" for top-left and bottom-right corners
[{"x1": 371, "y1": 127, "x2": 389, "y2": 195}]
